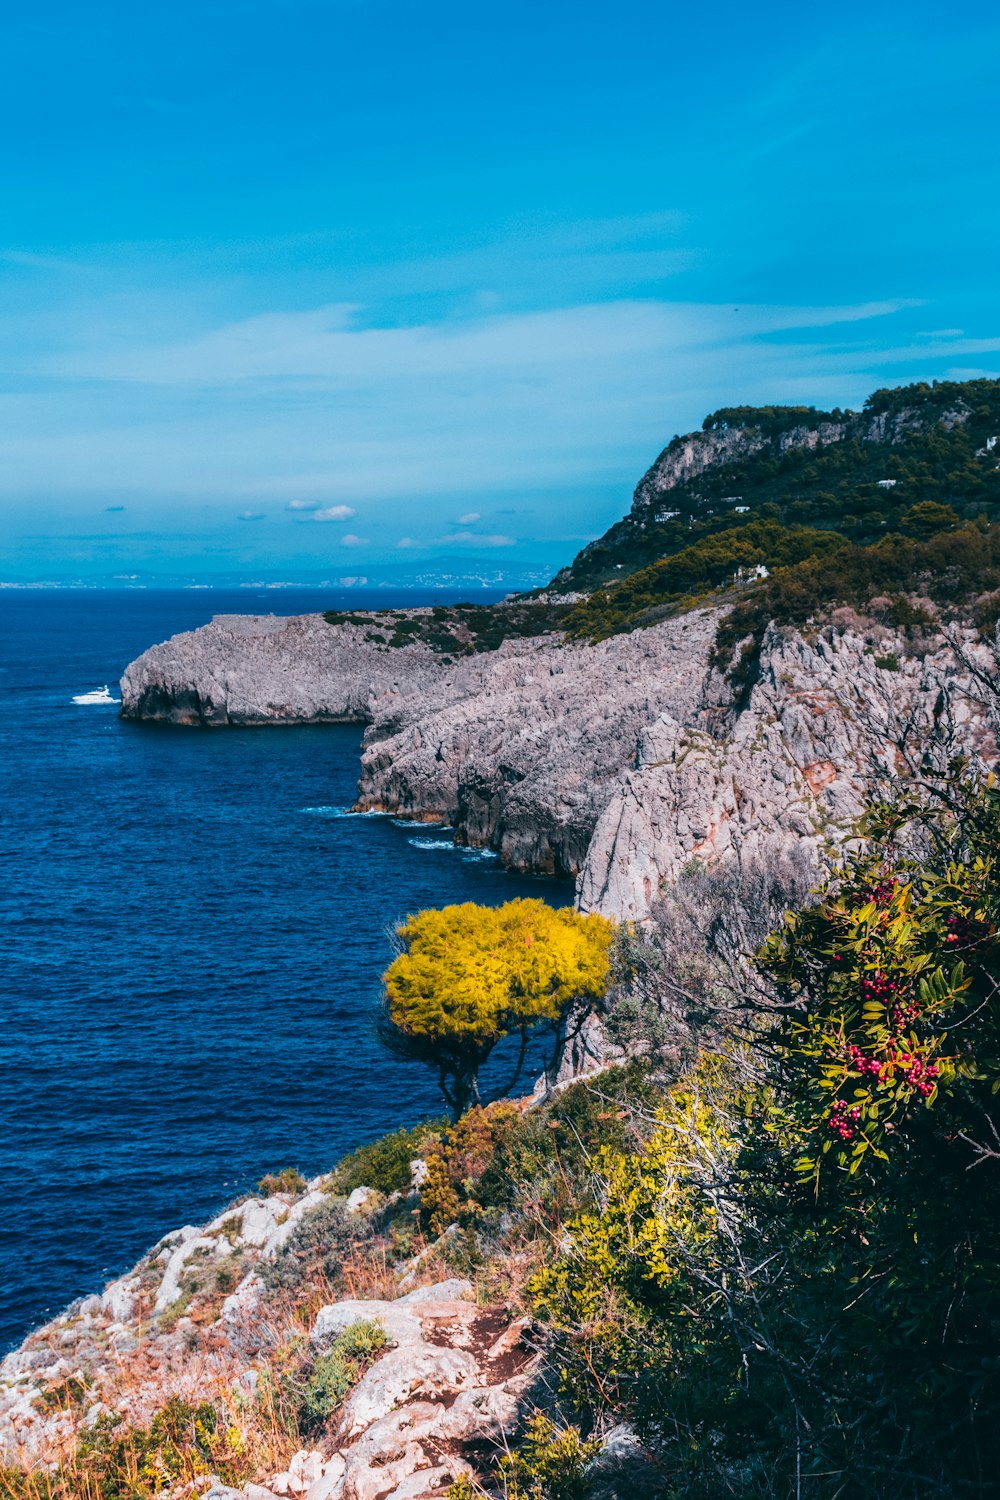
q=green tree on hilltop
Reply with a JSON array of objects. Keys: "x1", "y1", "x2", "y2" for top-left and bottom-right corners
[{"x1": 379, "y1": 899, "x2": 613, "y2": 1118}]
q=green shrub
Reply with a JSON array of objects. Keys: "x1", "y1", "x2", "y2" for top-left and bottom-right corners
[
  {"x1": 70, "y1": 1397, "x2": 227, "y2": 1498},
  {"x1": 497, "y1": 1414, "x2": 600, "y2": 1500},
  {"x1": 326, "y1": 1119, "x2": 446, "y2": 1196},
  {"x1": 298, "y1": 1320, "x2": 388, "y2": 1431},
  {"x1": 325, "y1": 601, "x2": 571, "y2": 655},
  {"x1": 564, "y1": 520, "x2": 845, "y2": 640},
  {"x1": 264, "y1": 1196, "x2": 359, "y2": 1291},
  {"x1": 258, "y1": 1167, "x2": 307, "y2": 1196},
  {"x1": 531, "y1": 779, "x2": 1000, "y2": 1495},
  {"x1": 417, "y1": 1067, "x2": 661, "y2": 1241}
]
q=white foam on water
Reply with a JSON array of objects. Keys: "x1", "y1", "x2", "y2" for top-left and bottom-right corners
[
  {"x1": 408, "y1": 837, "x2": 499, "y2": 861},
  {"x1": 301, "y1": 805, "x2": 398, "y2": 819}
]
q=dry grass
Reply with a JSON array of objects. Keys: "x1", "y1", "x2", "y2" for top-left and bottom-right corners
[{"x1": 0, "y1": 1219, "x2": 477, "y2": 1500}]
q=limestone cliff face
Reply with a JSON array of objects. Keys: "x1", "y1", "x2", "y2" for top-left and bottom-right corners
[
  {"x1": 629, "y1": 420, "x2": 847, "y2": 512},
  {"x1": 578, "y1": 624, "x2": 999, "y2": 920},
  {"x1": 119, "y1": 607, "x2": 999, "y2": 902},
  {"x1": 628, "y1": 402, "x2": 972, "y2": 517},
  {"x1": 119, "y1": 613, "x2": 445, "y2": 726},
  {"x1": 355, "y1": 611, "x2": 719, "y2": 876},
  {"x1": 119, "y1": 606, "x2": 722, "y2": 877}
]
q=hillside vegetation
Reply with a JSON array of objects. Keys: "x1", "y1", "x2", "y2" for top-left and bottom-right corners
[
  {"x1": 314, "y1": 380, "x2": 1000, "y2": 666},
  {"x1": 554, "y1": 378, "x2": 1000, "y2": 595},
  {"x1": 11, "y1": 773, "x2": 999, "y2": 1498}
]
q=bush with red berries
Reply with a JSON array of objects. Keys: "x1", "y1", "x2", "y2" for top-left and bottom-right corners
[
  {"x1": 760, "y1": 789, "x2": 1000, "y2": 1186},
  {"x1": 532, "y1": 776, "x2": 1000, "y2": 1496}
]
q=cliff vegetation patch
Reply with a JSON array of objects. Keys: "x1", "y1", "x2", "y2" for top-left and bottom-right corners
[
  {"x1": 322, "y1": 599, "x2": 571, "y2": 655},
  {"x1": 553, "y1": 377, "x2": 1000, "y2": 593}
]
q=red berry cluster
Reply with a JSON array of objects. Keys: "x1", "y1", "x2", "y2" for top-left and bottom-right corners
[
  {"x1": 888, "y1": 998, "x2": 920, "y2": 1030},
  {"x1": 829, "y1": 1098, "x2": 863, "y2": 1140},
  {"x1": 895, "y1": 1051, "x2": 940, "y2": 1098},
  {"x1": 846, "y1": 1040, "x2": 940, "y2": 1097},
  {"x1": 859, "y1": 877, "x2": 898, "y2": 908},
  {"x1": 848, "y1": 1044, "x2": 885, "y2": 1078},
  {"x1": 860, "y1": 969, "x2": 902, "y2": 1004},
  {"x1": 944, "y1": 914, "x2": 987, "y2": 948}
]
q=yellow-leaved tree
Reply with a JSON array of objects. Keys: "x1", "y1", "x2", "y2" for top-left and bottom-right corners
[{"x1": 379, "y1": 899, "x2": 614, "y2": 1118}]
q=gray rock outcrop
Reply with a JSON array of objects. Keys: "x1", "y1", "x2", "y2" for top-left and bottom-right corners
[
  {"x1": 354, "y1": 610, "x2": 719, "y2": 875},
  {"x1": 119, "y1": 602, "x2": 1000, "y2": 906},
  {"x1": 0, "y1": 1170, "x2": 536, "y2": 1500},
  {"x1": 119, "y1": 613, "x2": 445, "y2": 726},
  {"x1": 119, "y1": 604, "x2": 722, "y2": 877},
  {"x1": 579, "y1": 623, "x2": 999, "y2": 919}
]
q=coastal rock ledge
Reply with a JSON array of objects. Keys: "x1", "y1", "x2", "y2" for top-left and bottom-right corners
[
  {"x1": 1, "y1": 1172, "x2": 660, "y2": 1499},
  {"x1": 121, "y1": 607, "x2": 1000, "y2": 917},
  {"x1": 119, "y1": 606, "x2": 721, "y2": 880}
]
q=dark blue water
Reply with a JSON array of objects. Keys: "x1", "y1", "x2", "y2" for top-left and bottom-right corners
[{"x1": 0, "y1": 589, "x2": 571, "y2": 1353}]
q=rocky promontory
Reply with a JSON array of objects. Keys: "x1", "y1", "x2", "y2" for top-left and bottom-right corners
[
  {"x1": 0, "y1": 1171, "x2": 536, "y2": 1498},
  {"x1": 120, "y1": 601, "x2": 1000, "y2": 915},
  {"x1": 1, "y1": 1122, "x2": 657, "y2": 1500},
  {"x1": 119, "y1": 613, "x2": 447, "y2": 727}
]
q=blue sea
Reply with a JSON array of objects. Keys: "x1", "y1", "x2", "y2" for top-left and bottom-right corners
[{"x1": 0, "y1": 588, "x2": 572, "y2": 1353}]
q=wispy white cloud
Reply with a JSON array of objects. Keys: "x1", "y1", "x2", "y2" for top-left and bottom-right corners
[
  {"x1": 397, "y1": 530, "x2": 515, "y2": 549},
  {"x1": 1, "y1": 248, "x2": 89, "y2": 273},
  {"x1": 311, "y1": 504, "x2": 355, "y2": 521},
  {"x1": 237, "y1": 509, "x2": 266, "y2": 521},
  {"x1": 339, "y1": 532, "x2": 367, "y2": 547},
  {"x1": 452, "y1": 531, "x2": 515, "y2": 547},
  {"x1": 1, "y1": 290, "x2": 992, "y2": 571},
  {"x1": 41, "y1": 297, "x2": 917, "y2": 388}
]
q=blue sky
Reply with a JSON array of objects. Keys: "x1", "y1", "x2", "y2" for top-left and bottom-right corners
[{"x1": 2, "y1": 0, "x2": 999, "y2": 584}]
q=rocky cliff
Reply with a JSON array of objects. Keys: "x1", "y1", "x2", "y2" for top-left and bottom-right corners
[
  {"x1": 579, "y1": 620, "x2": 998, "y2": 918},
  {"x1": 1, "y1": 1143, "x2": 654, "y2": 1500},
  {"x1": 629, "y1": 416, "x2": 849, "y2": 513},
  {"x1": 119, "y1": 379, "x2": 1000, "y2": 899},
  {"x1": 626, "y1": 399, "x2": 971, "y2": 517},
  {"x1": 353, "y1": 610, "x2": 719, "y2": 875},
  {"x1": 119, "y1": 613, "x2": 446, "y2": 726},
  {"x1": 120, "y1": 600, "x2": 1000, "y2": 915}
]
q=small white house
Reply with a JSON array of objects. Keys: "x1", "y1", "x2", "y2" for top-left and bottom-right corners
[
  {"x1": 734, "y1": 505, "x2": 750, "y2": 514},
  {"x1": 654, "y1": 509, "x2": 680, "y2": 522},
  {"x1": 733, "y1": 563, "x2": 770, "y2": 585},
  {"x1": 876, "y1": 479, "x2": 898, "y2": 490}
]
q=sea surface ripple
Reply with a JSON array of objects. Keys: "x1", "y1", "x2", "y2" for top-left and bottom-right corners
[{"x1": 0, "y1": 588, "x2": 571, "y2": 1352}]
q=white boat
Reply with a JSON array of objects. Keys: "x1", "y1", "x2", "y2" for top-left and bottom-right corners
[{"x1": 72, "y1": 684, "x2": 120, "y2": 705}]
